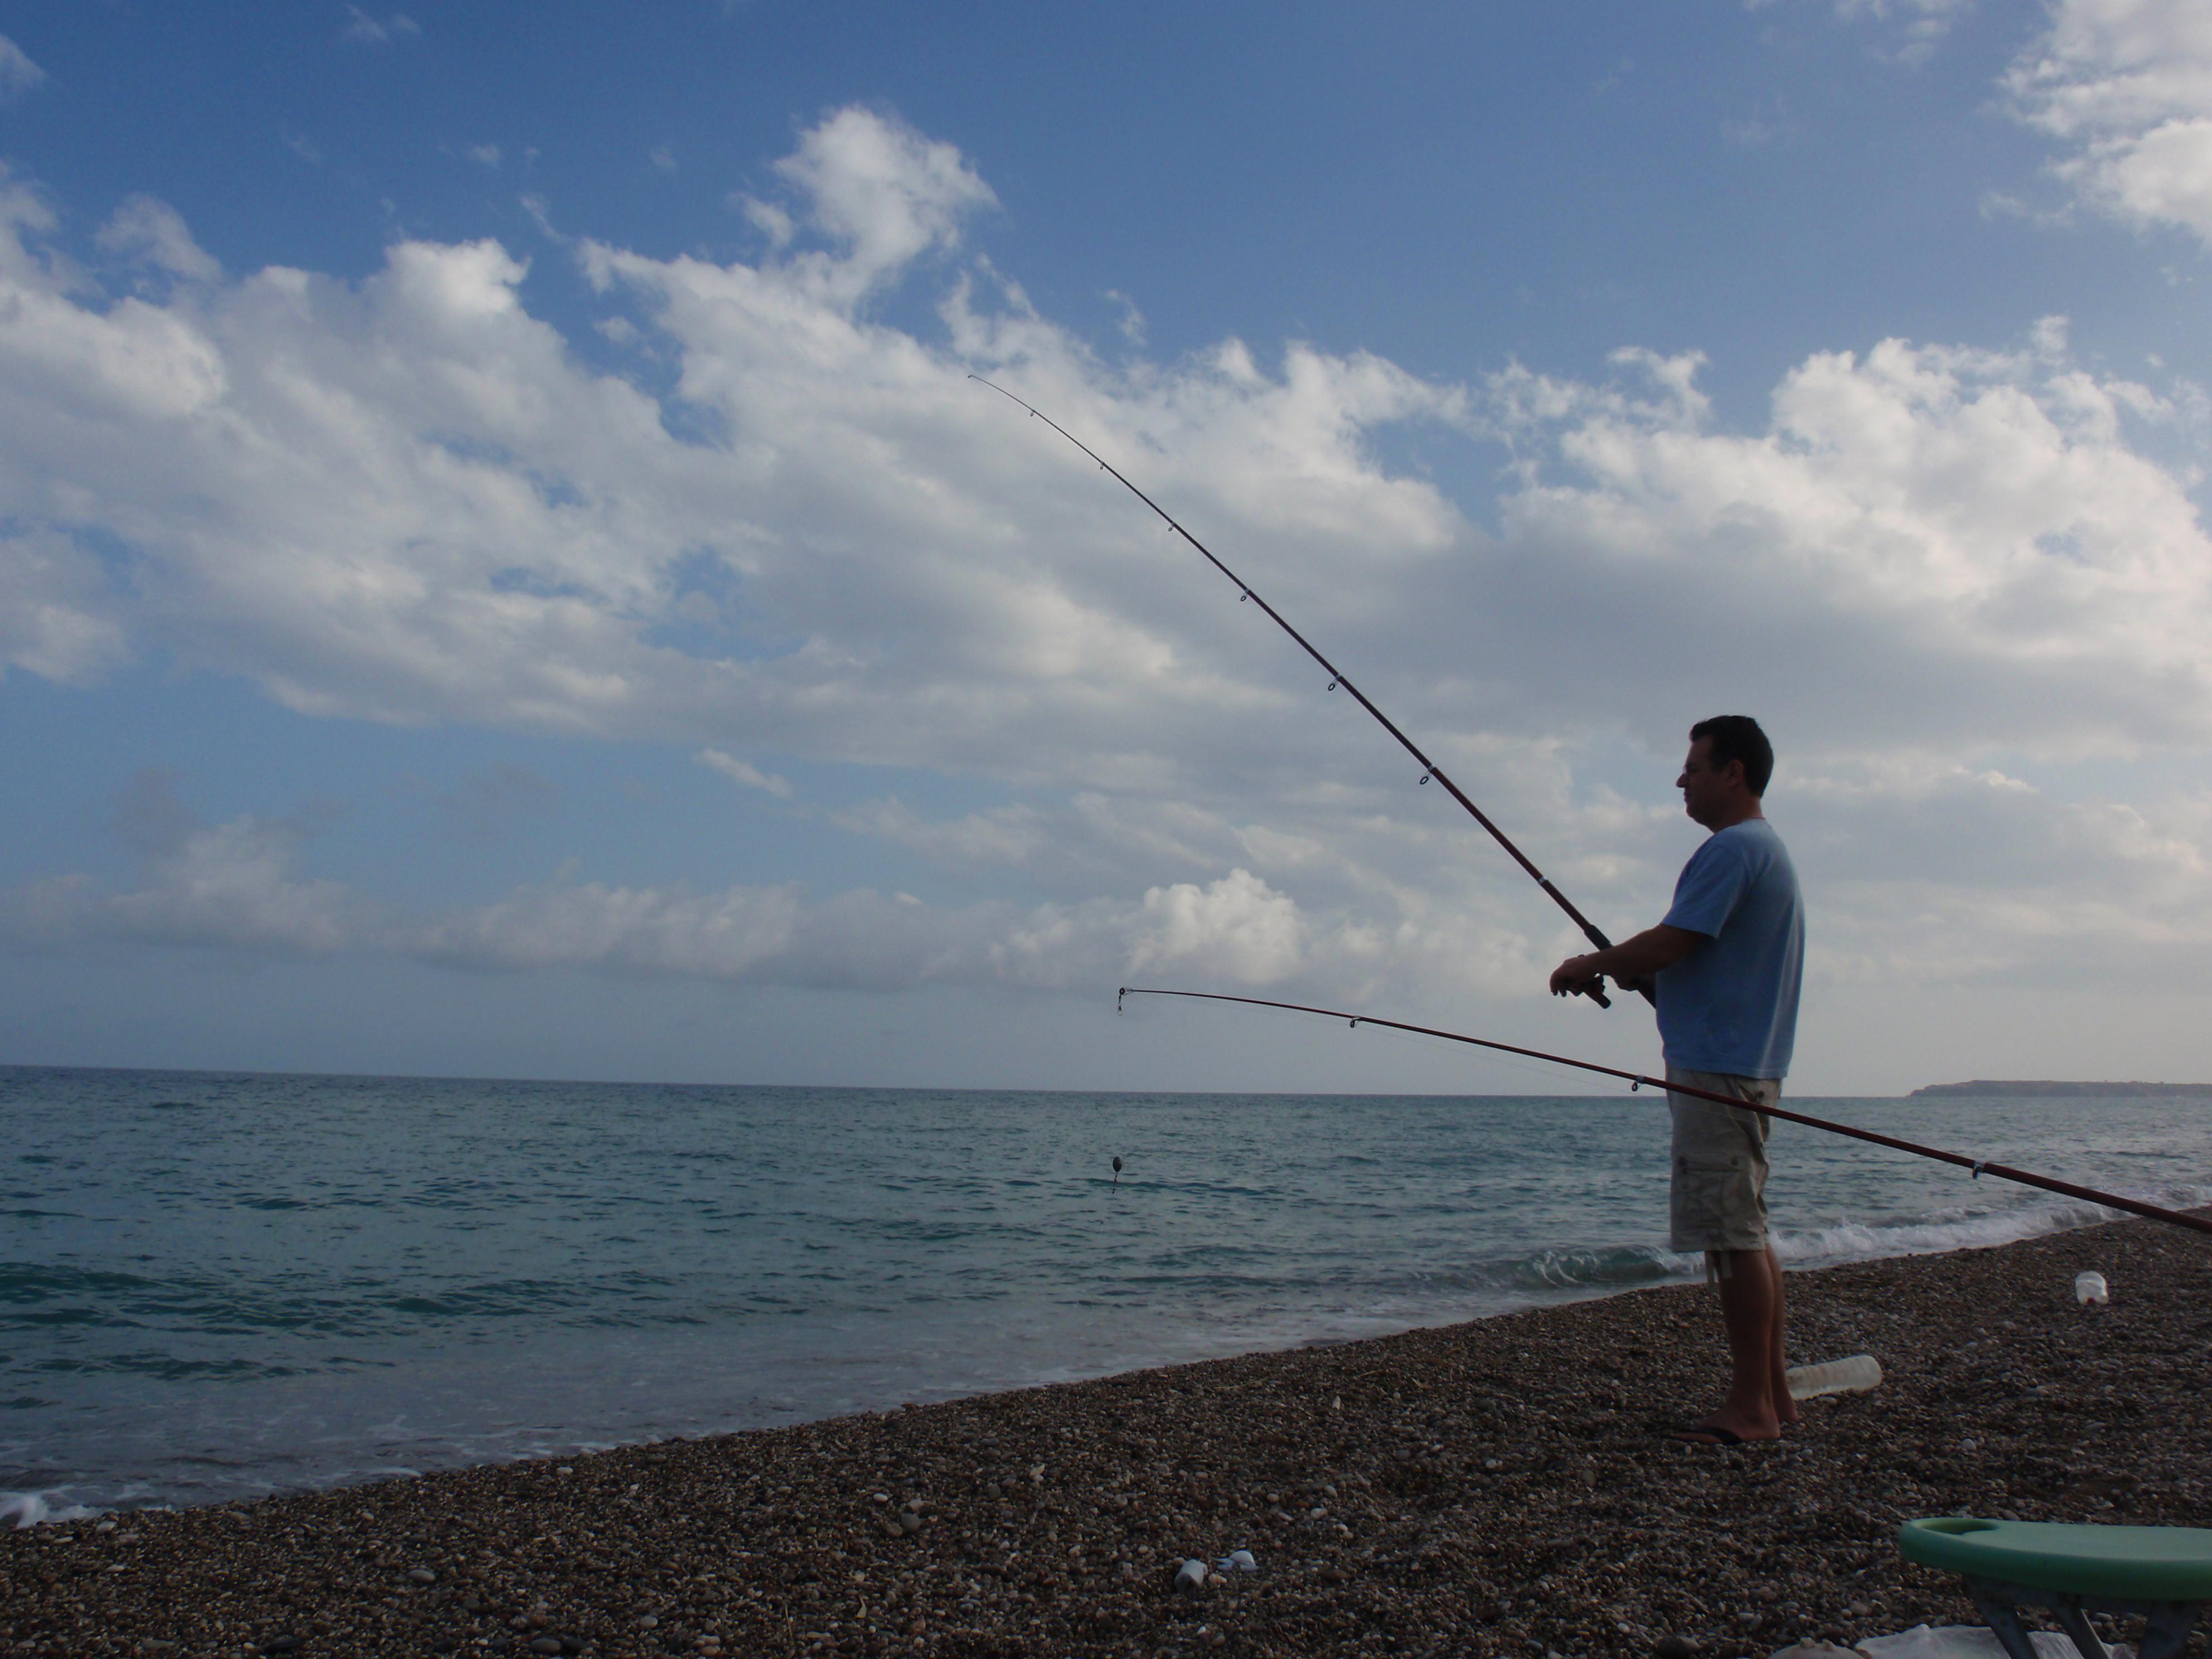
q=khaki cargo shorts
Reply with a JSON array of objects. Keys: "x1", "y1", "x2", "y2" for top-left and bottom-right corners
[{"x1": 1667, "y1": 1066, "x2": 1781, "y2": 1254}]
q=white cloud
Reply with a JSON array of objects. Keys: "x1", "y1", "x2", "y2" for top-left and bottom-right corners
[
  {"x1": 1102, "y1": 288, "x2": 1146, "y2": 346},
  {"x1": 2006, "y1": 0, "x2": 2212, "y2": 243},
  {"x1": 0, "y1": 820, "x2": 1311, "y2": 996},
  {"x1": 96, "y1": 195, "x2": 222, "y2": 283},
  {"x1": 343, "y1": 8, "x2": 420, "y2": 45},
  {"x1": 832, "y1": 797, "x2": 1051, "y2": 866},
  {"x1": 1468, "y1": 330, "x2": 2212, "y2": 754},
  {"x1": 416, "y1": 865, "x2": 1306, "y2": 992},
  {"x1": 1832, "y1": 0, "x2": 1973, "y2": 63},
  {"x1": 0, "y1": 33, "x2": 45, "y2": 101},
  {"x1": 0, "y1": 529, "x2": 128, "y2": 683},
  {"x1": 2, "y1": 818, "x2": 361, "y2": 955},
  {"x1": 698, "y1": 748, "x2": 793, "y2": 798},
  {"x1": 764, "y1": 105, "x2": 998, "y2": 302},
  {"x1": 466, "y1": 143, "x2": 503, "y2": 170},
  {"x1": 2, "y1": 106, "x2": 2211, "y2": 1018}
]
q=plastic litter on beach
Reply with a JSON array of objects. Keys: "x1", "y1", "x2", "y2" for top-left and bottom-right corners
[
  {"x1": 1214, "y1": 1549, "x2": 1258, "y2": 1573},
  {"x1": 1785, "y1": 1354, "x2": 1884, "y2": 1400},
  {"x1": 1773, "y1": 1625, "x2": 2136, "y2": 1658},
  {"x1": 2075, "y1": 1271, "x2": 2109, "y2": 1306},
  {"x1": 1173, "y1": 1558, "x2": 1209, "y2": 1595}
]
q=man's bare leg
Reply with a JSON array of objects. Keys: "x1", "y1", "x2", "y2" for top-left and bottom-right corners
[
  {"x1": 1680, "y1": 1246, "x2": 1786, "y2": 1443},
  {"x1": 1765, "y1": 1247, "x2": 1800, "y2": 1428}
]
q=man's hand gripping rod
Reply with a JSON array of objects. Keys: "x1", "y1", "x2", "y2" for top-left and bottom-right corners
[{"x1": 972, "y1": 375, "x2": 1634, "y2": 1009}]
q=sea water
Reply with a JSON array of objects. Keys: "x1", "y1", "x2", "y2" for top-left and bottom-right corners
[{"x1": 4, "y1": 1066, "x2": 2207, "y2": 1523}]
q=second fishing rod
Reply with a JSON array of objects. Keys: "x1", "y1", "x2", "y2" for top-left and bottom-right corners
[{"x1": 972, "y1": 374, "x2": 1633, "y2": 1010}]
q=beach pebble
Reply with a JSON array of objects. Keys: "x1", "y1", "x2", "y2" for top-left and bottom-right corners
[
  {"x1": 409, "y1": 1566, "x2": 438, "y2": 1583},
  {"x1": 12, "y1": 1219, "x2": 2208, "y2": 1659}
]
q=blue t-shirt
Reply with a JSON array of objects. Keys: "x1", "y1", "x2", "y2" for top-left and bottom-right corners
[{"x1": 1655, "y1": 818, "x2": 1804, "y2": 1079}]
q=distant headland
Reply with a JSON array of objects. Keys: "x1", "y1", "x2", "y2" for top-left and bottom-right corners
[{"x1": 1909, "y1": 1080, "x2": 2212, "y2": 1099}]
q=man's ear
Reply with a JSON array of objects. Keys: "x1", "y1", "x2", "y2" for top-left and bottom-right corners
[{"x1": 1721, "y1": 758, "x2": 1748, "y2": 790}]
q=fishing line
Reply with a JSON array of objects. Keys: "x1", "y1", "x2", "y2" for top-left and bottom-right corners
[
  {"x1": 972, "y1": 374, "x2": 1634, "y2": 1011},
  {"x1": 1116, "y1": 986, "x2": 2212, "y2": 1239}
]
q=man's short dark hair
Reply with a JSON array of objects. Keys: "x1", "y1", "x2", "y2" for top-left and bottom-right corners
[{"x1": 1689, "y1": 715, "x2": 1774, "y2": 797}]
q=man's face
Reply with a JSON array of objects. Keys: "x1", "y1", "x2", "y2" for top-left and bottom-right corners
[{"x1": 1677, "y1": 737, "x2": 1738, "y2": 828}]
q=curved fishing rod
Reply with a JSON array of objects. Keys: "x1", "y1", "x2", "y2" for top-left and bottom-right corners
[
  {"x1": 971, "y1": 374, "x2": 1629, "y2": 1011},
  {"x1": 1116, "y1": 985, "x2": 2212, "y2": 1239}
]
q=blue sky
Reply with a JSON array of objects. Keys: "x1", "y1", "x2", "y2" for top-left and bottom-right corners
[{"x1": 3, "y1": 0, "x2": 2211, "y2": 1093}]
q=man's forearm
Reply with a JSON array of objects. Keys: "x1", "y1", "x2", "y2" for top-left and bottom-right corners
[{"x1": 1560, "y1": 924, "x2": 1702, "y2": 986}]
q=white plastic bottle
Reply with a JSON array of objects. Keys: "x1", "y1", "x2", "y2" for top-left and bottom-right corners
[{"x1": 1785, "y1": 1354, "x2": 1883, "y2": 1399}]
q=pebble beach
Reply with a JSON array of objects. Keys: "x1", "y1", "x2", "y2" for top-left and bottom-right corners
[{"x1": 5, "y1": 1211, "x2": 2206, "y2": 1659}]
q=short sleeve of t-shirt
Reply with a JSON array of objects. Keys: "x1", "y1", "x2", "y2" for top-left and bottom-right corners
[{"x1": 1663, "y1": 834, "x2": 1757, "y2": 939}]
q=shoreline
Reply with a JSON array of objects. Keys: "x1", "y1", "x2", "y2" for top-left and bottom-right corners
[
  {"x1": 5, "y1": 1212, "x2": 2207, "y2": 1658},
  {"x1": 4, "y1": 1181, "x2": 2162, "y2": 1526}
]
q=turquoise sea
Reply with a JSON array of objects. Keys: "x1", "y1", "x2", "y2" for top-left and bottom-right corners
[{"x1": 4, "y1": 1066, "x2": 2208, "y2": 1524}]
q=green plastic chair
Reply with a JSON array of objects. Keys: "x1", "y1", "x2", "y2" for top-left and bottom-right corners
[{"x1": 1899, "y1": 1517, "x2": 2212, "y2": 1659}]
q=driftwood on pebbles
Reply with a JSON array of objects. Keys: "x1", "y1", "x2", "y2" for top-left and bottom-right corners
[{"x1": 4, "y1": 1212, "x2": 2208, "y2": 1658}]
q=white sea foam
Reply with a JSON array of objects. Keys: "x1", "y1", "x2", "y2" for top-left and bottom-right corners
[
  {"x1": 1772, "y1": 1181, "x2": 2212, "y2": 1273},
  {"x1": 1, "y1": 1488, "x2": 99, "y2": 1530}
]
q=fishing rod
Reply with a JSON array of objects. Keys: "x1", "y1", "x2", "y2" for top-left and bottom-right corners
[
  {"x1": 1116, "y1": 985, "x2": 2212, "y2": 1239},
  {"x1": 971, "y1": 375, "x2": 1632, "y2": 1011}
]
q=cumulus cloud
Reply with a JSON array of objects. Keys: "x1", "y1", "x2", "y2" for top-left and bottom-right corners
[
  {"x1": 765, "y1": 106, "x2": 997, "y2": 301},
  {"x1": 420, "y1": 865, "x2": 1305, "y2": 991},
  {"x1": 1832, "y1": 0, "x2": 1974, "y2": 64},
  {"x1": 698, "y1": 748, "x2": 793, "y2": 798},
  {"x1": 2007, "y1": 0, "x2": 2212, "y2": 243},
  {"x1": 0, "y1": 528, "x2": 129, "y2": 683},
  {"x1": 0, "y1": 33, "x2": 44, "y2": 101},
  {"x1": 1463, "y1": 331, "x2": 2212, "y2": 756},
  {"x1": 0, "y1": 819, "x2": 1314, "y2": 996},
  {"x1": 2, "y1": 817, "x2": 361, "y2": 956},
  {"x1": 2, "y1": 105, "x2": 2210, "y2": 1011},
  {"x1": 831, "y1": 797, "x2": 1050, "y2": 866},
  {"x1": 342, "y1": 8, "x2": 419, "y2": 45},
  {"x1": 96, "y1": 195, "x2": 222, "y2": 283}
]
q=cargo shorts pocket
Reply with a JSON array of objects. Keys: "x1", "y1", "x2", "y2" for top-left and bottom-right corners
[{"x1": 1670, "y1": 1151, "x2": 1764, "y2": 1253}]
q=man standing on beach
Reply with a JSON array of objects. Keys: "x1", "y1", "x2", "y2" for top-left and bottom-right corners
[{"x1": 1546, "y1": 716, "x2": 1805, "y2": 1445}]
